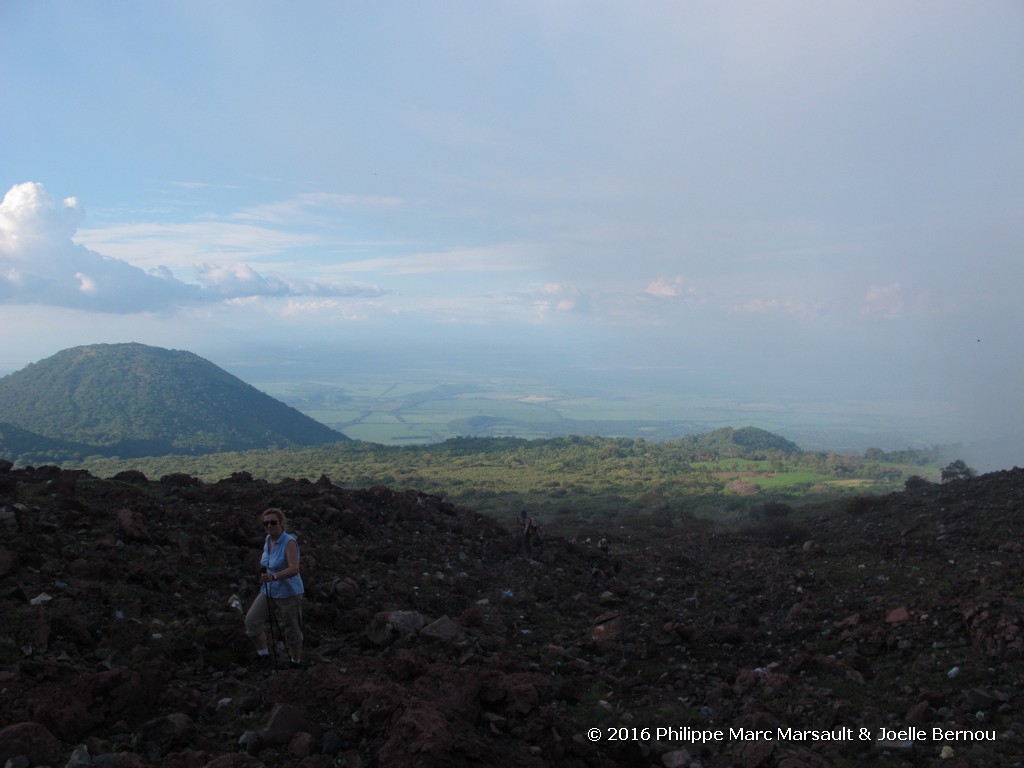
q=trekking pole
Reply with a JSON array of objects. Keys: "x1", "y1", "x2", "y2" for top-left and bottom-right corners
[
  {"x1": 263, "y1": 578, "x2": 278, "y2": 671},
  {"x1": 268, "y1": 594, "x2": 286, "y2": 666}
]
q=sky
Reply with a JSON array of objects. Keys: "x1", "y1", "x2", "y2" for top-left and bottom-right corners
[{"x1": 1, "y1": 1, "x2": 1022, "y2": 463}]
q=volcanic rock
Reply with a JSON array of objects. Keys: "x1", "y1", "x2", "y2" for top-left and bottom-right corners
[
  {"x1": 0, "y1": 721, "x2": 62, "y2": 766},
  {"x1": 0, "y1": 464, "x2": 1022, "y2": 767}
]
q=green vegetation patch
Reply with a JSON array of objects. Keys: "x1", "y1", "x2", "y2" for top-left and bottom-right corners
[{"x1": 70, "y1": 430, "x2": 948, "y2": 527}]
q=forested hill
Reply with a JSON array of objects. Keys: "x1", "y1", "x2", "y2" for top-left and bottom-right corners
[
  {"x1": 683, "y1": 426, "x2": 801, "y2": 456},
  {"x1": 436, "y1": 427, "x2": 800, "y2": 458},
  {"x1": 0, "y1": 343, "x2": 347, "y2": 459}
]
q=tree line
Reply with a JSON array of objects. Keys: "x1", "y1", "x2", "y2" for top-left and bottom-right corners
[{"x1": 59, "y1": 430, "x2": 959, "y2": 523}]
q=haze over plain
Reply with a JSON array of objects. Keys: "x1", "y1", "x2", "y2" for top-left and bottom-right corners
[{"x1": 1, "y1": 2, "x2": 1021, "y2": 467}]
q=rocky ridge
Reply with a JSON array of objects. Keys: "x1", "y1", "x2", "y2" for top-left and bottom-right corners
[{"x1": 1, "y1": 461, "x2": 1022, "y2": 767}]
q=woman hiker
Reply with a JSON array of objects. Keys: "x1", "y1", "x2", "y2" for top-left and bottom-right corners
[{"x1": 244, "y1": 507, "x2": 305, "y2": 668}]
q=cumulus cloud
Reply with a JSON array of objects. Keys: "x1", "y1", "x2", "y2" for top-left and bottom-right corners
[
  {"x1": 195, "y1": 262, "x2": 382, "y2": 299},
  {"x1": 0, "y1": 182, "x2": 83, "y2": 251},
  {"x1": 0, "y1": 182, "x2": 380, "y2": 314},
  {"x1": 0, "y1": 182, "x2": 201, "y2": 312},
  {"x1": 538, "y1": 283, "x2": 585, "y2": 314},
  {"x1": 645, "y1": 276, "x2": 690, "y2": 298}
]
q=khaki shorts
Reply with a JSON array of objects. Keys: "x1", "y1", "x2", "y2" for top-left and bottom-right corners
[{"x1": 244, "y1": 592, "x2": 303, "y2": 646}]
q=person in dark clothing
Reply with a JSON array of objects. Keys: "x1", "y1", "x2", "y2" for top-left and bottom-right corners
[{"x1": 522, "y1": 512, "x2": 541, "y2": 557}]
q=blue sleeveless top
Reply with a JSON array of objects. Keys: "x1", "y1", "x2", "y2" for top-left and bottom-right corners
[{"x1": 261, "y1": 530, "x2": 304, "y2": 598}]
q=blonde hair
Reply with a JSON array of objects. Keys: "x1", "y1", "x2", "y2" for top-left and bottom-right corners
[{"x1": 260, "y1": 507, "x2": 288, "y2": 531}]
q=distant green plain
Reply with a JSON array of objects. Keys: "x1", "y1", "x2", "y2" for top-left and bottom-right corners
[{"x1": 252, "y1": 372, "x2": 943, "y2": 453}]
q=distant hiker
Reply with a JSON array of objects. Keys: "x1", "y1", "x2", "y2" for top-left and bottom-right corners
[
  {"x1": 598, "y1": 536, "x2": 610, "y2": 556},
  {"x1": 523, "y1": 512, "x2": 542, "y2": 557},
  {"x1": 245, "y1": 508, "x2": 305, "y2": 669}
]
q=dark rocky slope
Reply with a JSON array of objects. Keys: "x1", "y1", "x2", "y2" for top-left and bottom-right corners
[{"x1": 0, "y1": 462, "x2": 1022, "y2": 767}]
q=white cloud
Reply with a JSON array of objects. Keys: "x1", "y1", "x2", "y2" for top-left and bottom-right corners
[
  {"x1": 197, "y1": 263, "x2": 285, "y2": 295},
  {"x1": 538, "y1": 283, "x2": 584, "y2": 314},
  {"x1": 0, "y1": 182, "x2": 380, "y2": 314},
  {"x1": 645, "y1": 276, "x2": 689, "y2": 298},
  {"x1": 196, "y1": 262, "x2": 382, "y2": 299},
  {"x1": 862, "y1": 282, "x2": 937, "y2": 320},
  {"x1": 0, "y1": 182, "x2": 83, "y2": 253},
  {"x1": 74, "y1": 190, "x2": 406, "y2": 277},
  {"x1": 75, "y1": 220, "x2": 320, "y2": 274},
  {"x1": 75, "y1": 273, "x2": 98, "y2": 294},
  {"x1": 0, "y1": 182, "x2": 200, "y2": 312}
]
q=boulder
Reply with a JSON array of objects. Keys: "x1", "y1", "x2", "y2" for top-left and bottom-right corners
[
  {"x1": 0, "y1": 547, "x2": 15, "y2": 576},
  {"x1": 259, "y1": 703, "x2": 321, "y2": 747},
  {"x1": 0, "y1": 722, "x2": 62, "y2": 766},
  {"x1": 366, "y1": 610, "x2": 427, "y2": 646},
  {"x1": 420, "y1": 615, "x2": 467, "y2": 644},
  {"x1": 135, "y1": 712, "x2": 196, "y2": 759}
]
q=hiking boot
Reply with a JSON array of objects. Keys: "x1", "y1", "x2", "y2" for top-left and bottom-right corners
[{"x1": 289, "y1": 659, "x2": 305, "y2": 669}]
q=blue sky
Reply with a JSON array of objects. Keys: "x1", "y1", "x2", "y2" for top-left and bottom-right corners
[{"x1": 1, "y1": 1, "x2": 1022, "y2": 459}]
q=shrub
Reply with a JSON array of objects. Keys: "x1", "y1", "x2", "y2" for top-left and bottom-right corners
[
  {"x1": 940, "y1": 459, "x2": 977, "y2": 483},
  {"x1": 904, "y1": 475, "x2": 932, "y2": 492}
]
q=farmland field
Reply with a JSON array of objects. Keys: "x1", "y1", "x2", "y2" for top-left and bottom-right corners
[{"x1": 247, "y1": 369, "x2": 952, "y2": 454}]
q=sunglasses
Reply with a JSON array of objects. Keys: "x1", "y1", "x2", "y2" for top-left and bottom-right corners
[{"x1": 263, "y1": 520, "x2": 280, "y2": 527}]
